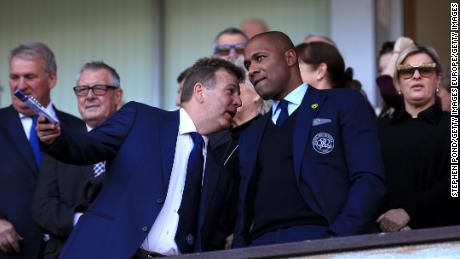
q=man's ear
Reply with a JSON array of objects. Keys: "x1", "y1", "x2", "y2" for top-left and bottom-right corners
[
  {"x1": 285, "y1": 49, "x2": 297, "y2": 67},
  {"x1": 194, "y1": 82, "x2": 205, "y2": 103}
]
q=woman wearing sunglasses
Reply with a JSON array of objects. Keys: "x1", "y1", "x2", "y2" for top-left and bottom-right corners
[{"x1": 377, "y1": 46, "x2": 459, "y2": 232}]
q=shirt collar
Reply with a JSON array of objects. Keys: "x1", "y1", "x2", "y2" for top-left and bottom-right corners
[
  {"x1": 392, "y1": 102, "x2": 443, "y2": 125},
  {"x1": 179, "y1": 108, "x2": 209, "y2": 147},
  {"x1": 271, "y1": 83, "x2": 308, "y2": 113}
]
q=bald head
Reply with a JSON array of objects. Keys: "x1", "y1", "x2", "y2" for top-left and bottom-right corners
[{"x1": 249, "y1": 31, "x2": 295, "y2": 54}]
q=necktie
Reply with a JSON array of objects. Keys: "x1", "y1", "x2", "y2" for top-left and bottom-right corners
[
  {"x1": 175, "y1": 132, "x2": 204, "y2": 253},
  {"x1": 29, "y1": 115, "x2": 42, "y2": 168},
  {"x1": 93, "y1": 161, "x2": 106, "y2": 177},
  {"x1": 276, "y1": 100, "x2": 289, "y2": 125}
]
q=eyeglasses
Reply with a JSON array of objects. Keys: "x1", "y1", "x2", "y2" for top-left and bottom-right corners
[
  {"x1": 73, "y1": 84, "x2": 118, "y2": 96},
  {"x1": 397, "y1": 63, "x2": 437, "y2": 79},
  {"x1": 213, "y1": 43, "x2": 246, "y2": 56}
]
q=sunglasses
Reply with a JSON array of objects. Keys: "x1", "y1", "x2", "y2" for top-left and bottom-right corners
[
  {"x1": 213, "y1": 43, "x2": 246, "y2": 56},
  {"x1": 396, "y1": 63, "x2": 438, "y2": 79}
]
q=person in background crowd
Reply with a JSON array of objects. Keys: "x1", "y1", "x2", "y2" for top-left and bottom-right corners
[
  {"x1": 376, "y1": 37, "x2": 415, "y2": 119},
  {"x1": 240, "y1": 18, "x2": 268, "y2": 39},
  {"x1": 295, "y1": 42, "x2": 362, "y2": 90}
]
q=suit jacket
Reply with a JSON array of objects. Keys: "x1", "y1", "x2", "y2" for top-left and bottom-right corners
[
  {"x1": 233, "y1": 87, "x2": 386, "y2": 247},
  {"x1": 43, "y1": 102, "x2": 232, "y2": 258},
  {"x1": 31, "y1": 150, "x2": 100, "y2": 259},
  {"x1": 0, "y1": 106, "x2": 83, "y2": 259}
]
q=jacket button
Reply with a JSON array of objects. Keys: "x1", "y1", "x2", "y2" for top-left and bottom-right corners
[
  {"x1": 141, "y1": 226, "x2": 148, "y2": 232},
  {"x1": 155, "y1": 198, "x2": 164, "y2": 204}
]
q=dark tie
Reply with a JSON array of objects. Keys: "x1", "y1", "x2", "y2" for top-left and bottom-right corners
[
  {"x1": 29, "y1": 115, "x2": 42, "y2": 168},
  {"x1": 175, "y1": 132, "x2": 204, "y2": 253},
  {"x1": 276, "y1": 100, "x2": 289, "y2": 125}
]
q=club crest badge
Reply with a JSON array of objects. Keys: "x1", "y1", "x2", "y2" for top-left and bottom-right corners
[{"x1": 312, "y1": 132, "x2": 334, "y2": 154}]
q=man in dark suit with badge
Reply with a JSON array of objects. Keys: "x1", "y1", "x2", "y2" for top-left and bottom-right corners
[{"x1": 233, "y1": 31, "x2": 386, "y2": 247}]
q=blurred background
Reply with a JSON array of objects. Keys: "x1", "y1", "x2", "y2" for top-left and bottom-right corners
[{"x1": 0, "y1": 0, "x2": 451, "y2": 115}]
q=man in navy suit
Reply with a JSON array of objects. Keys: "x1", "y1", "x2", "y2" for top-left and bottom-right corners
[
  {"x1": 37, "y1": 58, "x2": 244, "y2": 258},
  {"x1": 0, "y1": 42, "x2": 84, "y2": 258},
  {"x1": 233, "y1": 31, "x2": 385, "y2": 247}
]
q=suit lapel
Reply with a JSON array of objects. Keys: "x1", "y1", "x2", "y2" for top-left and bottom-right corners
[
  {"x1": 293, "y1": 87, "x2": 326, "y2": 180},
  {"x1": 159, "y1": 111, "x2": 180, "y2": 195},
  {"x1": 1, "y1": 106, "x2": 38, "y2": 173}
]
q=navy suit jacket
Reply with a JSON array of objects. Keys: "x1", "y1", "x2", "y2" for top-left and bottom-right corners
[
  {"x1": 0, "y1": 106, "x2": 83, "y2": 259},
  {"x1": 44, "y1": 102, "x2": 229, "y2": 258},
  {"x1": 233, "y1": 87, "x2": 386, "y2": 247}
]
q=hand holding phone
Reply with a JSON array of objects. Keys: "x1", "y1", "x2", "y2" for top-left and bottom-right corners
[{"x1": 14, "y1": 90, "x2": 59, "y2": 123}]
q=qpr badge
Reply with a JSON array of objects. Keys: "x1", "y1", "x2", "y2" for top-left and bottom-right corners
[{"x1": 312, "y1": 132, "x2": 334, "y2": 154}]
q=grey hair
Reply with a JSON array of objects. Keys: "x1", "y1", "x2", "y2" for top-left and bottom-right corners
[
  {"x1": 9, "y1": 42, "x2": 57, "y2": 75},
  {"x1": 76, "y1": 61, "x2": 121, "y2": 87}
]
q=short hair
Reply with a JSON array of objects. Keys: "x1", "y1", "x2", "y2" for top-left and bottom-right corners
[
  {"x1": 296, "y1": 42, "x2": 361, "y2": 89},
  {"x1": 76, "y1": 61, "x2": 121, "y2": 87},
  {"x1": 394, "y1": 45, "x2": 443, "y2": 81},
  {"x1": 214, "y1": 27, "x2": 248, "y2": 43},
  {"x1": 177, "y1": 67, "x2": 191, "y2": 84},
  {"x1": 9, "y1": 42, "x2": 57, "y2": 75},
  {"x1": 181, "y1": 58, "x2": 245, "y2": 102},
  {"x1": 252, "y1": 31, "x2": 295, "y2": 54},
  {"x1": 379, "y1": 41, "x2": 395, "y2": 57}
]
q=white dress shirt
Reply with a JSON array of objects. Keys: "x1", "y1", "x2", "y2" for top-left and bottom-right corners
[{"x1": 141, "y1": 108, "x2": 208, "y2": 256}]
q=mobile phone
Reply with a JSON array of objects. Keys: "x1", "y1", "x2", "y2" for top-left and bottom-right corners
[{"x1": 14, "y1": 90, "x2": 59, "y2": 123}]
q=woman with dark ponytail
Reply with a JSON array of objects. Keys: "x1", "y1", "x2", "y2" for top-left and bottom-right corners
[{"x1": 295, "y1": 42, "x2": 362, "y2": 90}]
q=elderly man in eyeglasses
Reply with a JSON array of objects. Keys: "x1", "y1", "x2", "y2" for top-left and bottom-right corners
[{"x1": 31, "y1": 61, "x2": 123, "y2": 259}]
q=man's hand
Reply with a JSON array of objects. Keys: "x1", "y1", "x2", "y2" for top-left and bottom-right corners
[
  {"x1": 36, "y1": 115, "x2": 61, "y2": 145},
  {"x1": 377, "y1": 208, "x2": 411, "y2": 232},
  {"x1": 0, "y1": 219, "x2": 23, "y2": 253}
]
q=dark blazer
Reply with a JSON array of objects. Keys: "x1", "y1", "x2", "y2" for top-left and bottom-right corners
[
  {"x1": 0, "y1": 106, "x2": 83, "y2": 259},
  {"x1": 233, "y1": 87, "x2": 386, "y2": 247},
  {"x1": 43, "y1": 102, "x2": 232, "y2": 259},
  {"x1": 31, "y1": 150, "x2": 99, "y2": 259}
]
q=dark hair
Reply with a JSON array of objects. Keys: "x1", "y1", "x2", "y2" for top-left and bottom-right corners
[
  {"x1": 181, "y1": 58, "x2": 245, "y2": 102},
  {"x1": 77, "y1": 61, "x2": 121, "y2": 87},
  {"x1": 379, "y1": 41, "x2": 395, "y2": 57},
  {"x1": 214, "y1": 27, "x2": 248, "y2": 43},
  {"x1": 177, "y1": 67, "x2": 191, "y2": 84},
  {"x1": 295, "y1": 42, "x2": 361, "y2": 89},
  {"x1": 9, "y1": 42, "x2": 57, "y2": 75}
]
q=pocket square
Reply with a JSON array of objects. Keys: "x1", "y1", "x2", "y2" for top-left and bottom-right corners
[{"x1": 312, "y1": 118, "x2": 332, "y2": 126}]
